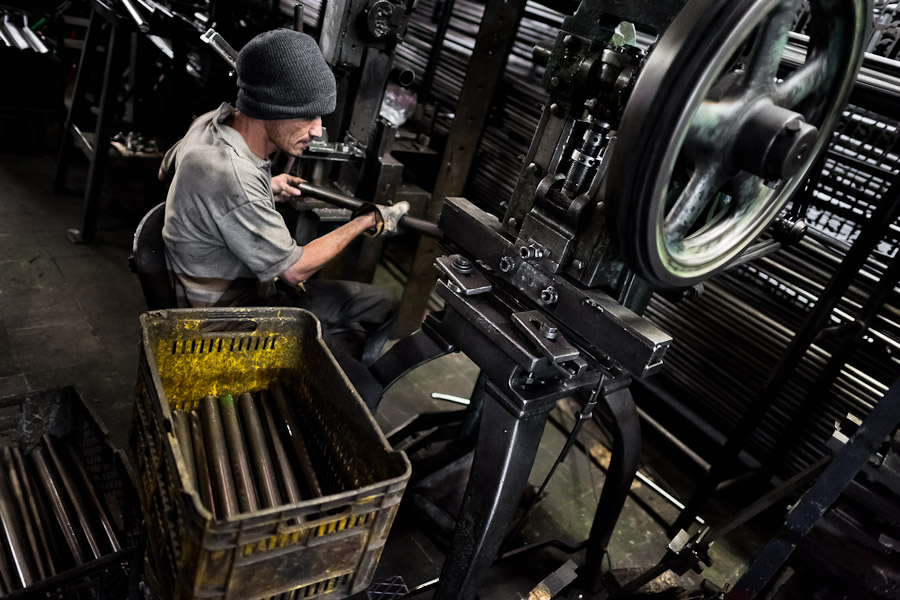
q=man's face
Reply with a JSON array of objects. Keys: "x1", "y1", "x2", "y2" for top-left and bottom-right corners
[{"x1": 265, "y1": 116, "x2": 323, "y2": 157}]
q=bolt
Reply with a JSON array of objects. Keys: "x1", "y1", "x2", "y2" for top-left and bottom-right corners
[
  {"x1": 550, "y1": 76, "x2": 560, "y2": 88},
  {"x1": 785, "y1": 120, "x2": 802, "y2": 135},
  {"x1": 452, "y1": 256, "x2": 473, "y2": 273},
  {"x1": 528, "y1": 163, "x2": 541, "y2": 175},
  {"x1": 499, "y1": 256, "x2": 515, "y2": 273},
  {"x1": 584, "y1": 98, "x2": 597, "y2": 110},
  {"x1": 540, "y1": 286, "x2": 558, "y2": 305},
  {"x1": 508, "y1": 217, "x2": 517, "y2": 228},
  {"x1": 520, "y1": 245, "x2": 544, "y2": 260},
  {"x1": 550, "y1": 103, "x2": 562, "y2": 115},
  {"x1": 540, "y1": 322, "x2": 559, "y2": 340},
  {"x1": 563, "y1": 34, "x2": 574, "y2": 48}
]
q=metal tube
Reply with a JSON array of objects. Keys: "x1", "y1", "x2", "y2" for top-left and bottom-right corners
[
  {"x1": 43, "y1": 436, "x2": 101, "y2": 560},
  {"x1": 9, "y1": 447, "x2": 55, "y2": 576},
  {"x1": 120, "y1": 0, "x2": 150, "y2": 33},
  {"x1": 238, "y1": 393, "x2": 281, "y2": 509},
  {"x1": 269, "y1": 381, "x2": 323, "y2": 498},
  {"x1": 297, "y1": 182, "x2": 443, "y2": 239},
  {"x1": 65, "y1": 443, "x2": 121, "y2": 552},
  {"x1": 200, "y1": 396, "x2": 239, "y2": 519},
  {"x1": 189, "y1": 412, "x2": 217, "y2": 518},
  {"x1": 0, "y1": 447, "x2": 45, "y2": 580},
  {"x1": 19, "y1": 17, "x2": 48, "y2": 53},
  {"x1": 173, "y1": 410, "x2": 197, "y2": 492},
  {"x1": 0, "y1": 451, "x2": 35, "y2": 587},
  {"x1": 258, "y1": 390, "x2": 303, "y2": 504},
  {"x1": 1, "y1": 17, "x2": 29, "y2": 50},
  {"x1": 29, "y1": 446, "x2": 85, "y2": 565},
  {"x1": 218, "y1": 395, "x2": 259, "y2": 513}
]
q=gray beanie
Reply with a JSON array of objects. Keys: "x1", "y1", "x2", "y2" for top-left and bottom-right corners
[{"x1": 235, "y1": 29, "x2": 336, "y2": 120}]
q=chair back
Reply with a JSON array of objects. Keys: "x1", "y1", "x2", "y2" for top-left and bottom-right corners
[{"x1": 131, "y1": 202, "x2": 176, "y2": 310}]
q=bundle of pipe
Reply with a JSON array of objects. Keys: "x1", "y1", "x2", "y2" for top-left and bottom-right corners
[
  {"x1": 171, "y1": 381, "x2": 324, "y2": 519},
  {"x1": 644, "y1": 102, "x2": 900, "y2": 482},
  {"x1": 0, "y1": 438, "x2": 121, "y2": 594}
]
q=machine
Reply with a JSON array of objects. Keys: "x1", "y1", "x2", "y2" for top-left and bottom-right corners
[{"x1": 366, "y1": 0, "x2": 871, "y2": 598}]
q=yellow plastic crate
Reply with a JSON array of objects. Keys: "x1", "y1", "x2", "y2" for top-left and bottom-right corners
[{"x1": 130, "y1": 308, "x2": 410, "y2": 600}]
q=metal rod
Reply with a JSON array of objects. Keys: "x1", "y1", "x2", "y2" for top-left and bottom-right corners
[
  {"x1": 218, "y1": 395, "x2": 259, "y2": 513},
  {"x1": 173, "y1": 410, "x2": 197, "y2": 492},
  {"x1": 43, "y1": 436, "x2": 102, "y2": 560},
  {"x1": 120, "y1": 0, "x2": 150, "y2": 32},
  {"x1": 200, "y1": 396, "x2": 239, "y2": 519},
  {"x1": 0, "y1": 450, "x2": 35, "y2": 587},
  {"x1": 297, "y1": 182, "x2": 443, "y2": 239},
  {"x1": 9, "y1": 447, "x2": 55, "y2": 576},
  {"x1": 30, "y1": 446, "x2": 85, "y2": 565},
  {"x1": 189, "y1": 411, "x2": 217, "y2": 518},
  {"x1": 0, "y1": 447, "x2": 45, "y2": 581},
  {"x1": 258, "y1": 390, "x2": 303, "y2": 505},
  {"x1": 269, "y1": 381, "x2": 323, "y2": 498},
  {"x1": 238, "y1": 393, "x2": 281, "y2": 509},
  {"x1": 65, "y1": 441, "x2": 121, "y2": 553}
]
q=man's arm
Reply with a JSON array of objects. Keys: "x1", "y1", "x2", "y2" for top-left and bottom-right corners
[{"x1": 279, "y1": 213, "x2": 377, "y2": 285}]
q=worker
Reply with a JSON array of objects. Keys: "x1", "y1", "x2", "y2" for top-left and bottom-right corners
[{"x1": 158, "y1": 29, "x2": 408, "y2": 402}]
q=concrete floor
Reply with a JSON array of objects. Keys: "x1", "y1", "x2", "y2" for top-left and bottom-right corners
[{"x1": 0, "y1": 152, "x2": 758, "y2": 599}]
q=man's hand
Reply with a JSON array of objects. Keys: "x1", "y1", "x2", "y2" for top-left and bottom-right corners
[
  {"x1": 271, "y1": 173, "x2": 305, "y2": 203},
  {"x1": 376, "y1": 201, "x2": 410, "y2": 236},
  {"x1": 352, "y1": 201, "x2": 410, "y2": 237}
]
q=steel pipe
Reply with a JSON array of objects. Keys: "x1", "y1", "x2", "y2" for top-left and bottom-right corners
[
  {"x1": 200, "y1": 396, "x2": 238, "y2": 519},
  {"x1": 238, "y1": 393, "x2": 282, "y2": 509},
  {"x1": 218, "y1": 394, "x2": 259, "y2": 513}
]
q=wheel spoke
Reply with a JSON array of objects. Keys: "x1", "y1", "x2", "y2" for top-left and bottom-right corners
[
  {"x1": 664, "y1": 164, "x2": 725, "y2": 243},
  {"x1": 730, "y1": 171, "x2": 765, "y2": 210},
  {"x1": 744, "y1": 0, "x2": 799, "y2": 90},
  {"x1": 773, "y1": 55, "x2": 829, "y2": 108}
]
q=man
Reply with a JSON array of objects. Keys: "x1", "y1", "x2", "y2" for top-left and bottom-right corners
[{"x1": 159, "y1": 28, "x2": 408, "y2": 380}]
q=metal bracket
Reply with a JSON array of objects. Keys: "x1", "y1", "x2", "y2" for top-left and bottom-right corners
[{"x1": 435, "y1": 255, "x2": 493, "y2": 296}]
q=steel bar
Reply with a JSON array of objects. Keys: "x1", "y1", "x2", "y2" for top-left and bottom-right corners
[
  {"x1": 120, "y1": 0, "x2": 150, "y2": 32},
  {"x1": 297, "y1": 183, "x2": 443, "y2": 239},
  {"x1": 173, "y1": 410, "x2": 197, "y2": 492},
  {"x1": 218, "y1": 394, "x2": 259, "y2": 513},
  {"x1": 30, "y1": 446, "x2": 85, "y2": 565},
  {"x1": 9, "y1": 447, "x2": 55, "y2": 576},
  {"x1": 0, "y1": 447, "x2": 45, "y2": 581},
  {"x1": 200, "y1": 395, "x2": 239, "y2": 519},
  {"x1": 0, "y1": 451, "x2": 35, "y2": 587},
  {"x1": 189, "y1": 411, "x2": 217, "y2": 518},
  {"x1": 269, "y1": 382, "x2": 323, "y2": 499},
  {"x1": 43, "y1": 436, "x2": 102, "y2": 560},
  {"x1": 258, "y1": 390, "x2": 303, "y2": 505},
  {"x1": 238, "y1": 393, "x2": 281, "y2": 509},
  {"x1": 65, "y1": 441, "x2": 121, "y2": 553}
]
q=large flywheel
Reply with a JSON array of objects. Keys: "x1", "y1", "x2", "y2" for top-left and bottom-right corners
[{"x1": 605, "y1": 0, "x2": 870, "y2": 289}]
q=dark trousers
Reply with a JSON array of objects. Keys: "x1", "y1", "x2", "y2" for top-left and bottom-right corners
[{"x1": 271, "y1": 279, "x2": 398, "y2": 409}]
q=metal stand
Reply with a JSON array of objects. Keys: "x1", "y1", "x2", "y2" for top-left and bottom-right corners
[{"x1": 54, "y1": 1, "x2": 128, "y2": 243}]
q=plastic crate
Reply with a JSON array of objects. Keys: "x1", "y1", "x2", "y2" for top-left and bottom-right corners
[
  {"x1": 0, "y1": 386, "x2": 141, "y2": 600},
  {"x1": 130, "y1": 307, "x2": 411, "y2": 600}
]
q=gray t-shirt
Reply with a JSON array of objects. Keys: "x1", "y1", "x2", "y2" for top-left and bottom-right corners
[{"x1": 161, "y1": 103, "x2": 303, "y2": 307}]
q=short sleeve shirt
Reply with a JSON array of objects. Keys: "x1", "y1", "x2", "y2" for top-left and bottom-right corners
[{"x1": 160, "y1": 103, "x2": 303, "y2": 307}]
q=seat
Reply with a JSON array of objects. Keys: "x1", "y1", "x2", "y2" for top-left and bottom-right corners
[{"x1": 131, "y1": 202, "x2": 177, "y2": 310}]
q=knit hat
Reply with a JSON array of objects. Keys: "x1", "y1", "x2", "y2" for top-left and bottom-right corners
[{"x1": 236, "y1": 29, "x2": 336, "y2": 120}]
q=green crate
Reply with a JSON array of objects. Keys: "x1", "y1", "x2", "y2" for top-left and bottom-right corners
[{"x1": 130, "y1": 308, "x2": 411, "y2": 600}]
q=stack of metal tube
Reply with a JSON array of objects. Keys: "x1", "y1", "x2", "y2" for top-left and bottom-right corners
[
  {"x1": 0, "y1": 437, "x2": 121, "y2": 594},
  {"x1": 171, "y1": 381, "x2": 322, "y2": 519},
  {"x1": 0, "y1": 11, "x2": 48, "y2": 53}
]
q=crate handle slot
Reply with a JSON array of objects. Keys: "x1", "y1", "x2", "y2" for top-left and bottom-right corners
[{"x1": 198, "y1": 319, "x2": 259, "y2": 334}]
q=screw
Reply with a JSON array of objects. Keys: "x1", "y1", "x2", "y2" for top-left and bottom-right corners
[
  {"x1": 563, "y1": 34, "x2": 574, "y2": 48},
  {"x1": 540, "y1": 286, "x2": 558, "y2": 305},
  {"x1": 508, "y1": 217, "x2": 517, "y2": 228},
  {"x1": 550, "y1": 103, "x2": 562, "y2": 115},
  {"x1": 540, "y1": 322, "x2": 559, "y2": 340},
  {"x1": 499, "y1": 256, "x2": 515, "y2": 273},
  {"x1": 452, "y1": 256, "x2": 473, "y2": 274},
  {"x1": 528, "y1": 163, "x2": 541, "y2": 175},
  {"x1": 550, "y1": 76, "x2": 560, "y2": 88}
]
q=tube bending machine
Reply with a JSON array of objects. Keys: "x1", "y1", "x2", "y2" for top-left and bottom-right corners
[{"x1": 362, "y1": 0, "x2": 872, "y2": 597}]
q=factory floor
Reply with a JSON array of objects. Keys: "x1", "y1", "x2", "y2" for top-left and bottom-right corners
[{"x1": 0, "y1": 152, "x2": 759, "y2": 599}]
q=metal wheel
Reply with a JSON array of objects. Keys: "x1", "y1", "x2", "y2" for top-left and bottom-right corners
[{"x1": 605, "y1": 0, "x2": 870, "y2": 289}]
